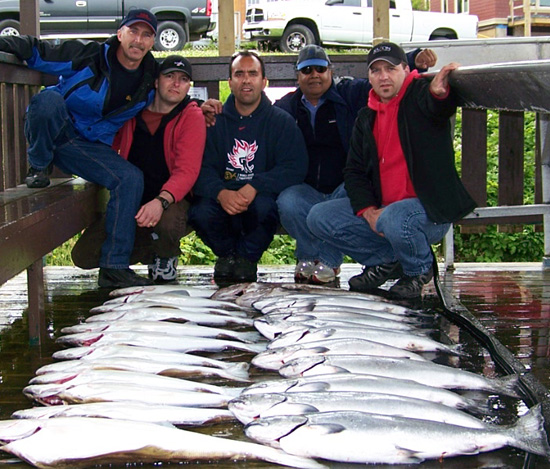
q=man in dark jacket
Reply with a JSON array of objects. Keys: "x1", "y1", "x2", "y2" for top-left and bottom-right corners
[
  {"x1": 189, "y1": 51, "x2": 308, "y2": 284},
  {"x1": 307, "y1": 42, "x2": 476, "y2": 298},
  {"x1": 0, "y1": 9, "x2": 160, "y2": 288},
  {"x1": 274, "y1": 44, "x2": 436, "y2": 285}
]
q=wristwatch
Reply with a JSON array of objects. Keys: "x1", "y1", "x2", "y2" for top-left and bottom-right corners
[{"x1": 155, "y1": 196, "x2": 170, "y2": 210}]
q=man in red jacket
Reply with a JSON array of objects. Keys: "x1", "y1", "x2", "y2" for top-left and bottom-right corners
[{"x1": 71, "y1": 55, "x2": 206, "y2": 283}]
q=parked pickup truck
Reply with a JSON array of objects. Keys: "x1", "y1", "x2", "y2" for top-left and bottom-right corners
[
  {"x1": 0, "y1": 0, "x2": 214, "y2": 51},
  {"x1": 243, "y1": 0, "x2": 478, "y2": 52}
]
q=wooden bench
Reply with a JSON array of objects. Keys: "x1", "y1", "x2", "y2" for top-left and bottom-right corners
[{"x1": 0, "y1": 53, "x2": 102, "y2": 345}]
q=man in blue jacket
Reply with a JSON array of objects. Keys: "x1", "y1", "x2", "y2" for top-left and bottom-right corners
[
  {"x1": 0, "y1": 9, "x2": 160, "y2": 288},
  {"x1": 189, "y1": 51, "x2": 308, "y2": 284},
  {"x1": 275, "y1": 45, "x2": 436, "y2": 285}
]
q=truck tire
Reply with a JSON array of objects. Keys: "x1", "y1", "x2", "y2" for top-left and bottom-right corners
[
  {"x1": 280, "y1": 24, "x2": 315, "y2": 53},
  {"x1": 155, "y1": 21, "x2": 187, "y2": 51},
  {"x1": 0, "y1": 20, "x2": 20, "y2": 36}
]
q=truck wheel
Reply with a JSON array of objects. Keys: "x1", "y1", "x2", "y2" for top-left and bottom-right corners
[
  {"x1": 280, "y1": 24, "x2": 315, "y2": 53},
  {"x1": 155, "y1": 21, "x2": 187, "y2": 51},
  {"x1": 0, "y1": 20, "x2": 20, "y2": 36}
]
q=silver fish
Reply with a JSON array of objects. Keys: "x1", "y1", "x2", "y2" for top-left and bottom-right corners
[
  {"x1": 229, "y1": 391, "x2": 487, "y2": 428},
  {"x1": 108, "y1": 285, "x2": 214, "y2": 298},
  {"x1": 241, "y1": 374, "x2": 485, "y2": 413},
  {"x1": 51, "y1": 344, "x2": 248, "y2": 372},
  {"x1": 0, "y1": 417, "x2": 324, "y2": 468},
  {"x1": 61, "y1": 320, "x2": 261, "y2": 344},
  {"x1": 101, "y1": 293, "x2": 247, "y2": 310},
  {"x1": 56, "y1": 330, "x2": 266, "y2": 354},
  {"x1": 269, "y1": 326, "x2": 459, "y2": 354},
  {"x1": 23, "y1": 382, "x2": 232, "y2": 407},
  {"x1": 244, "y1": 408, "x2": 550, "y2": 464},
  {"x1": 85, "y1": 307, "x2": 253, "y2": 326},
  {"x1": 12, "y1": 402, "x2": 235, "y2": 426},
  {"x1": 278, "y1": 355, "x2": 520, "y2": 397},
  {"x1": 34, "y1": 357, "x2": 251, "y2": 382},
  {"x1": 252, "y1": 338, "x2": 427, "y2": 370}
]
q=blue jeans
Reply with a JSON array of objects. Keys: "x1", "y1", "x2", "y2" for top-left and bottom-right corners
[
  {"x1": 277, "y1": 183, "x2": 347, "y2": 268},
  {"x1": 24, "y1": 89, "x2": 144, "y2": 269},
  {"x1": 188, "y1": 194, "x2": 279, "y2": 263},
  {"x1": 307, "y1": 197, "x2": 450, "y2": 276}
]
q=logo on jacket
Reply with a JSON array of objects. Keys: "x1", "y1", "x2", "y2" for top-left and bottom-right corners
[{"x1": 227, "y1": 139, "x2": 257, "y2": 174}]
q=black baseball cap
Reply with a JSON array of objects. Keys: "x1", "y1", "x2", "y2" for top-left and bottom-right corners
[
  {"x1": 160, "y1": 55, "x2": 192, "y2": 80},
  {"x1": 296, "y1": 45, "x2": 331, "y2": 71},
  {"x1": 367, "y1": 42, "x2": 407, "y2": 69},
  {"x1": 119, "y1": 9, "x2": 157, "y2": 34}
]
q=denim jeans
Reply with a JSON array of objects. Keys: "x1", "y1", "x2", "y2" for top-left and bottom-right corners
[
  {"x1": 24, "y1": 89, "x2": 144, "y2": 269},
  {"x1": 277, "y1": 183, "x2": 347, "y2": 268},
  {"x1": 307, "y1": 197, "x2": 450, "y2": 276},
  {"x1": 188, "y1": 194, "x2": 279, "y2": 263}
]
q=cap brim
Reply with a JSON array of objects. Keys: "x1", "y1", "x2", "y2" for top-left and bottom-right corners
[
  {"x1": 121, "y1": 19, "x2": 156, "y2": 34},
  {"x1": 368, "y1": 57, "x2": 402, "y2": 68},
  {"x1": 296, "y1": 58, "x2": 329, "y2": 70},
  {"x1": 161, "y1": 67, "x2": 192, "y2": 79}
]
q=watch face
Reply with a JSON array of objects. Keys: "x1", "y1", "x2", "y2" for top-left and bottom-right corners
[{"x1": 157, "y1": 197, "x2": 169, "y2": 210}]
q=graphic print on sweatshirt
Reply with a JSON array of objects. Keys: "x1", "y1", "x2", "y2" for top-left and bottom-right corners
[{"x1": 225, "y1": 138, "x2": 257, "y2": 182}]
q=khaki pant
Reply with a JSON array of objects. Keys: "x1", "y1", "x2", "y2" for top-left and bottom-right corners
[{"x1": 72, "y1": 199, "x2": 191, "y2": 269}]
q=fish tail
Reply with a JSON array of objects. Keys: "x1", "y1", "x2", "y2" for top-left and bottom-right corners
[
  {"x1": 234, "y1": 331, "x2": 263, "y2": 344},
  {"x1": 494, "y1": 374, "x2": 521, "y2": 398},
  {"x1": 508, "y1": 403, "x2": 550, "y2": 458},
  {"x1": 226, "y1": 362, "x2": 251, "y2": 380}
]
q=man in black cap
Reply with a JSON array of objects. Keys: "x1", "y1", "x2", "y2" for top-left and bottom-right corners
[
  {"x1": 0, "y1": 9, "x2": 163, "y2": 288},
  {"x1": 306, "y1": 42, "x2": 476, "y2": 299},
  {"x1": 71, "y1": 55, "x2": 206, "y2": 283},
  {"x1": 274, "y1": 44, "x2": 437, "y2": 285}
]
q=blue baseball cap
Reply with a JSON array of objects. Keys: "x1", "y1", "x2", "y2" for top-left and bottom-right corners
[
  {"x1": 119, "y1": 9, "x2": 157, "y2": 34},
  {"x1": 296, "y1": 45, "x2": 330, "y2": 71}
]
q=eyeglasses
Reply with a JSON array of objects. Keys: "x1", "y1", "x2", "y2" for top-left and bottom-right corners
[{"x1": 298, "y1": 65, "x2": 329, "y2": 75}]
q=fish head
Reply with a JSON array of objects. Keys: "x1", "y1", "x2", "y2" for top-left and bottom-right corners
[
  {"x1": 29, "y1": 371, "x2": 79, "y2": 385},
  {"x1": 228, "y1": 393, "x2": 287, "y2": 424},
  {"x1": 244, "y1": 414, "x2": 308, "y2": 446},
  {"x1": 52, "y1": 346, "x2": 95, "y2": 361},
  {"x1": 0, "y1": 420, "x2": 42, "y2": 443},
  {"x1": 279, "y1": 356, "x2": 328, "y2": 378}
]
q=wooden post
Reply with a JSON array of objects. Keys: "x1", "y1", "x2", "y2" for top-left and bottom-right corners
[
  {"x1": 524, "y1": 0, "x2": 532, "y2": 36},
  {"x1": 27, "y1": 259, "x2": 46, "y2": 346},
  {"x1": 218, "y1": 0, "x2": 235, "y2": 57},
  {"x1": 20, "y1": 0, "x2": 40, "y2": 36},
  {"x1": 373, "y1": 0, "x2": 390, "y2": 45}
]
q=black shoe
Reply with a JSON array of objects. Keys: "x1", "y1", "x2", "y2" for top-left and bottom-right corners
[
  {"x1": 234, "y1": 257, "x2": 257, "y2": 282},
  {"x1": 389, "y1": 267, "x2": 434, "y2": 299},
  {"x1": 349, "y1": 262, "x2": 403, "y2": 291},
  {"x1": 25, "y1": 165, "x2": 52, "y2": 188},
  {"x1": 98, "y1": 268, "x2": 154, "y2": 288},
  {"x1": 214, "y1": 255, "x2": 235, "y2": 279}
]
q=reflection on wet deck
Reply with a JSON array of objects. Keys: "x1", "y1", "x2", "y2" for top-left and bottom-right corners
[{"x1": 0, "y1": 263, "x2": 549, "y2": 468}]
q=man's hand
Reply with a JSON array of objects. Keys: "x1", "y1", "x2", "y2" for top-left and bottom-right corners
[
  {"x1": 415, "y1": 49, "x2": 437, "y2": 69},
  {"x1": 201, "y1": 98, "x2": 223, "y2": 127},
  {"x1": 217, "y1": 188, "x2": 251, "y2": 215},
  {"x1": 430, "y1": 62, "x2": 460, "y2": 97},
  {"x1": 361, "y1": 206, "x2": 385, "y2": 237},
  {"x1": 136, "y1": 199, "x2": 164, "y2": 228},
  {"x1": 237, "y1": 184, "x2": 257, "y2": 205}
]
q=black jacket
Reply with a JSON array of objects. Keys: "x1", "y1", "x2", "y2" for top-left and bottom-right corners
[{"x1": 344, "y1": 76, "x2": 476, "y2": 224}]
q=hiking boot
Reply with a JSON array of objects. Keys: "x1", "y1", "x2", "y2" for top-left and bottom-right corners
[
  {"x1": 25, "y1": 164, "x2": 52, "y2": 188},
  {"x1": 389, "y1": 267, "x2": 434, "y2": 299},
  {"x1": 294, "y1": 260, "x2": 316, "y2": 282},
  {"x1": 98, "y1": 267, "x2": 153, "y2": 288},
  {"x1": 348, "y1": 261, "x2": 403, "y2": 292},
  {"x1": 214, "y1": 256, "x2": 235, "y2": 279},
  {"x1": 234, "y1": 257, "x2": 258, "y2": 282},
  {"x1": 148, "y1": 256, "x2": 178, "y2": 283},
  {"x1": 310, "y1": 262, "x2": 340, "y2": 284}
]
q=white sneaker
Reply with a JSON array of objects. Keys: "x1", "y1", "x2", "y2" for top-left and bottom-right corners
[
  {"x1": 311, "y1": 262, "x2": 341, "y2": 284},
  {"x1": 148, "y1": 256, "x2": 178, "y2": 282},
  {"x1": 294, "y1": 260, "x2": 316, "y2": 281}
]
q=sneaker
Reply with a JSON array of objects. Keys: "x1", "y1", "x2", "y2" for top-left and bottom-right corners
[
  {"x1": 389, "y1": 267, "x2": 434, "y2": 299},
  {"x1": 234, "y1": 257, "x2": 258, "y2": 282},
  {"x1": 148, "y1": 256, "x2": 178, "y2": 282},
  {"x1": 348, "y1": 262, "x2": 403, "y2": 292},
  {"x1": 214, "y1": 256, "x2": 235, "y2": 279},
  {"x1": 25, "y1": 164, "x2": 52, "y2": 188},
  {"x1": 294, "y1": 260, "x2": 316, "y2": 282},
  {"x1": 98, "y1": 267, "x2": 153, "y2": 288},
  {"x1": 310, "y1": 262, "x2": 341, "y2": 284}
]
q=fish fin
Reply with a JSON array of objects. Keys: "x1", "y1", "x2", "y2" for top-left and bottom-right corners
[
  {"x1": 394, "y1": 446, "x2": 425, "y2": 464},
  {"x1": 507, "y1": 403, "x2": 550, "y2": 458},
  {"x1": 309, "y1": 423, "x2": 347, "y2": 435},
  {"x1": 495, "y1": 374, "x2": 521, "y2": 398}
]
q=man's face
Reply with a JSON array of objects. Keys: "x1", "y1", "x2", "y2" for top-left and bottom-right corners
[
  {"x1": 368, "y1": 60, "x2": 409, "y2": 103},
  {"x1": 297, "y1": 64, "x2": 332, "y2": 102},
  {"x1": 229, "y1": 55, "x2": 267, "y2": 111},
  {"x1": 156, "y1": 71, "x2": 191, "y2": 106},
  {"x1": 117, "y1": 23, "x2": 155, "y2": 67}
]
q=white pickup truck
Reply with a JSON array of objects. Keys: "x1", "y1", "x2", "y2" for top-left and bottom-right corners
[{"x1": 243, "y1": 0, "x2": 478, "y2": 52}]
